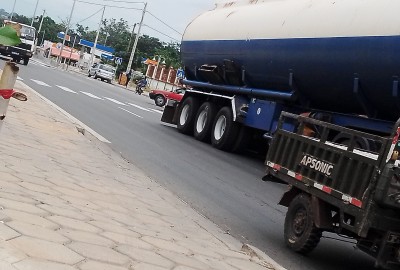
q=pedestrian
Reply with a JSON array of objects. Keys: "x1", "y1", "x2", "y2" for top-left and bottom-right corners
[{"x1": 125, "y1": 70, "x2": 132, "y2": 88}]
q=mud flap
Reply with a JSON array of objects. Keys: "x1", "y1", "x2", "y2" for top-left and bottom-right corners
[{"x1": 161, "y1": 100, "x2": 180, "y2": 125}]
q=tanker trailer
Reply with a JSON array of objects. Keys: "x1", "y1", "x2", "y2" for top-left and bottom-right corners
[{"x1": 161, "y1": 0, "x2": 400, "y2": 151}]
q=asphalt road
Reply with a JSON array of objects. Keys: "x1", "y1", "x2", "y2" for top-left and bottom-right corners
[{"x1": 8, "y1": 58, "x2": 376, "y2": 270}]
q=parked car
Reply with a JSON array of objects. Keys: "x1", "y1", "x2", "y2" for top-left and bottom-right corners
[
  {"x1": 88, "y1": 63, "x2": 115, "y2": 83},
  {"x1": 149, "y1": 88, "x2": 186, "y2": 107}
]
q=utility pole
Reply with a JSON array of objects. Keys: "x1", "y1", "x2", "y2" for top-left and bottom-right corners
[
  {"x1": 89, "y1": 6, "x2": 105, "y2": 67},
  {"x1": 126, "y1": 23, "x2": 137, "y2": 53},
  {"x1": 57, "y1": 0, "x2": 76, "y2": 65},
  {"x1": 10, "y1": 0, "x2": 16, "y2": 21},
  {"x1": 31, "y1": 0, "x2": 39, "y2": 27},
  {"x1": 126, "y1": 2, "x2": 147, "y2": 73},
  {"x1": 34, "y1": 9, "x2": 45, "y2": 52}
]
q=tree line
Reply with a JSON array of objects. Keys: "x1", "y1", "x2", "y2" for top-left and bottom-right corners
[{"x1": 0, "y1": 9, "x2": 181, "y2": 73}]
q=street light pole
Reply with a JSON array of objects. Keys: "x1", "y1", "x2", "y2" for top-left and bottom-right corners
[
  {"x1": 89, "y1": 5, "x2": 106, "y2": 68},
  {"x1": 31, "y1": 0, "x2": 39, "y2": 27},
  {"x1": 10, "y1": 0, "x2": 16, "y2": 21},
  {"x1": 58, "y1": 0, "x2": 76, "y2": 65},
  {"x1": 126, "y1": 2, "x2": 147, "y2": 73}
]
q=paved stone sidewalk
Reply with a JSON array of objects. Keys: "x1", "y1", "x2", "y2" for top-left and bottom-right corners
[{"x1": 0, "y1": 77, "x2": 277, "y2": 270}]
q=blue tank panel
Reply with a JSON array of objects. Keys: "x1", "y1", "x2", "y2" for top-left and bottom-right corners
[{"x1": 182, "y1": 35, "x2": 400, "y2": 121}]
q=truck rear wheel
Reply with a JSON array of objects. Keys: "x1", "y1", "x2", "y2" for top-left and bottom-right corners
[
  {"x1": 23, "y1": 58, "x2": 29, "y2": 66},
  {"x1": 211, "y1": 106, "x2": 240, "y2": 151},
  {"x1": 177, "y1": 97, "x2": 200, "y2": 135},
  {"x1": 194, "y1": 102, "x2": 217, "y2": 142},
  {"x1": 284, "y1": 193, "x2": 322, "y2": 254}
]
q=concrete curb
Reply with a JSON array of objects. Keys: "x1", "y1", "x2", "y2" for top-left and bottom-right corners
[{"x1": 244, "y1": 244, "x2": 287, "y2": 270}]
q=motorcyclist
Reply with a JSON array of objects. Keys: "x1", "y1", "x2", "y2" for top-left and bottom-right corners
[{"x1": 136, "y1": 76, "x2": 147, "y2": 94}]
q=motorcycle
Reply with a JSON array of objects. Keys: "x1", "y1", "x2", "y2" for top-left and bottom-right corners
[
  {"x1": 135, "y1": 79, "x2": 147, "y2": 95},
  {"x1": 135, "y1": 84, "x2": 144, "y2": 95}
]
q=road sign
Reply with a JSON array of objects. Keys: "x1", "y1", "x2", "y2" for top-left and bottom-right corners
[
  {"x1": 115, "y1": 57, "x2": 122, "y2": 65},
  {"x1": 177, "y1": 68, "x2": 185, "y2": 79}
]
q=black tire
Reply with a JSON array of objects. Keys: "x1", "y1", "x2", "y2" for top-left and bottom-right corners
[
  {"x1": 193, "y1": 102, "x2": 217, "y2": 142},
  {"x1": 23, "y1": 58, "x2": 29, "y2": 65},
  {"x1": 177, "y1": 97, "x2": 200, "y2": 135},
  {"x1": 211, "y1": 106, "x2": 240, "y2": 151},
  {"x1": 88, "y1": 73, "x2": 91, "y2": 77},
  {"x1": 284, "y1": 194, "x2": 322, "y2": 254},
  {"x1": 155, "y1": 95, "x2": 166, "y2": 107}
]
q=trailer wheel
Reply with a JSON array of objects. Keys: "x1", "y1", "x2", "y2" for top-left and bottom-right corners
[
  {"x1": 177, "y1": 97, "x2": 200, "y2": 135},
  {"x1": 194, "y1": 102, "x2": 217, "y2": 142},
  {"x1": 211, "y1": 106, "x2": 240, "y2": 151},
  {"x1": 284, "y1": 193, "x2": 322, "y2": 254}
]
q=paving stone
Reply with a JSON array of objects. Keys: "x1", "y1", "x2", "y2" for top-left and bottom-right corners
[
  {"x1": 59, "y1": 229, "x2": 114, "y2": 247},
  {"x1": 116, "y1": 245, "x2": 174, "y2": 268},
  {"x1": 157, "y1": 250, "x2": 211, "y2": 270},
  {"x1": 0, "y1": 209, "x2": 58, "y2": 229},
  {"x1": 0, "y1": 192, "x2": 37, "y2": 206},
  {"x1": 78, "y1": 260, "x2": 129, "y2": 270},
  {"x1": 0, "y1": 198, "x2": 48, "y2": 216},
  {"x1": 6, "y1": 221, "x2": 68, "y2": 243},
  {"x1": 101, "y1": 232, "x2": 152, "y2": 249},
  {"x1": 0, "y1": 223, "x2": 20, "y2": 240},
  {"x1": 142, "y1": 236, "x2": 189, "y2": 254},
  {"x1": 14, "y1": 258, "x2": 76, "y2": 270},
  {"x1": 18, "y1": 182, "x2": 58, "y2": 196},
  {"x1": 92, "y1": 200, "x2": 129, "y2": 213},
  {"x1": 0, "y1": 261, "x2": 17, "y2": 270},
  {"x1": 8, "y1": 236, "x2": 83, "y2": 264},
  {"x1": 48, "y1": 216, "x2": 101, "y2": 233},
  {"x1": 68, "y1": 242, "x2": 130, "y2": 265},
  {"x1": 38, "y1": 204, "x2": 88, "y2": 221},
  {"x1": 89, "y1": 220, "x2": 137, "y2": 236},
  {"x1": 0, "y1": 240, "x2": 27, "y2": 264},
  {"x1": 133, "y1": 262, "x2": 171, "y2": 270}
]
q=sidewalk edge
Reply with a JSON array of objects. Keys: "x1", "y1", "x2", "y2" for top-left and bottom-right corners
[{"x1": 244, "y1": 244, "x2": 287, "y2": 270}]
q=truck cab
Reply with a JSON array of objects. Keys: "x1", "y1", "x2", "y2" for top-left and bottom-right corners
[{"x1": 0, "y1": 20, "x2": 35, "y2": 65}]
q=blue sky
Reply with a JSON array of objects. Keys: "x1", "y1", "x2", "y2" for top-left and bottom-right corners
[{"x1": 1, "y1": 0, "x2": 215, "y2": 42}]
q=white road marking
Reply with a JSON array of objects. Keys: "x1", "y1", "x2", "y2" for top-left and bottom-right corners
[
  {"x1": 128, "y1": 103, "x2": 151, "y2": 112},
  {"x1": 22, "y1": 83, "x2": 111, "y2": 144},
  {"x1": 30, "y1": 61, "x2": 50, "y2": 68},
  {"x1": 17, "y1": 76, "x2": 23, "y2": 81},
  {"x1": 104, "y1": 97, "x2": 127, "y2": 106},
  {"x1": 149, "y1": 108, "x2": 163, "y2": 114},
  {"x1": 56, "y1": 85, "x2": 77, "y2": 94},
  {"x1": 31, "y1": 79, "x2": 51, "y2": 87},
  {"x1": 80, "y1": 91, "x2": 103, "y2": 100},
  {"x1": 119, "y1": 107, "x2": 143, "y2": 118}
]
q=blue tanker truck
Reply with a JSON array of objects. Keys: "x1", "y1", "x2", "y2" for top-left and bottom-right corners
[{"x1": 161, "y1": 0, "x2": 400, "y2": 268}]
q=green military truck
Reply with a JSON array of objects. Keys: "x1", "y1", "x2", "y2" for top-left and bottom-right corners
[{"x1": 265, "y1": 112, "x2": 400, "y2": 269}]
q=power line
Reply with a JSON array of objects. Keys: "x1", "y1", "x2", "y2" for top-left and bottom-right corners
[
  {"x1": 143, "y1": 24, "x2": 180, "y2": 42},
  {"x1": 146, "y1": 11, "x2": 182, "y2": 36},
  {"x1": 74, "y1": 6, "x2": 104, "y2": 25},
  {"x1": 76, "y1": 0, "x2": 142, "y2": 10}
]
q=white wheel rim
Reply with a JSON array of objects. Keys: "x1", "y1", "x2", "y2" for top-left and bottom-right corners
[
  {"x1": 214, "y1": 115, "x2": 226, "y2": 141},
  {"x1": 196, "y1": 109, "x2": 208, "y2": 133},
  {"x1": 179, "y1": 104, "x2": 190, "y2": 126}
]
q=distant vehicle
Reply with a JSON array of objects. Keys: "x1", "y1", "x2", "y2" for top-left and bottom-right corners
[
  {"x1": 88, "y1": 63, "x2": 115, "y2": 83},
  {"x1": 149, "y1": 88, "x2": 185, "y2": 107},
  {"x1": 0, "y1": 20, "x2": 35, "y2": 65}
]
